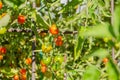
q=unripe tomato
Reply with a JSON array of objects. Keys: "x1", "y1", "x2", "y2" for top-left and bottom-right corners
[
  {"x1": 40, "y1": 60, "x2": 46, "y2": 66},
  {"x1": 20, "y1": 69, "x2": 26, "y2": 75},
  {"x1": 42, "y1": 57, "x2": 51, "y2": 65},
  {"x1": 41, "y1": 65, "x2": 47, "y2": 73},
  {"x1": 49, "y1": 24, "x2": 59, "y2": 35},
  {"x1": 0, "y1": 2, "x2": 2, "y2": 9},
  {"x1": 18, "y1": 15, "x2": 26, "y2": 24},
  {"x1": 0, "y1": 47, "x2": 7, "y2": 54},
  {"x1": 0, "y1": 55, "x2": 3, "y2": 60},
  {"x1": 54, "y1": 56, "x2": 64, "y2": 64},
  {"x1": 0, "y1": 27, "x2": 7, "y2": 34},
  {"x1": 102, "y1": 58, "x2": 108, "y2": 64},
  {"x1": 25, "y1": 58, "x2": 32, "y2": 65},
  {"x1": 13, "y1": 74, "x2": 19, "y2": 80}
]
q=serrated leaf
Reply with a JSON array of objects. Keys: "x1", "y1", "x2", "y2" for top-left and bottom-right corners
[
  {"x1": 106, "y1": 59, "x2": 120, "y2": 80},
  {"x1": 74, "y1": 33, "x2": 85, "y2": 61},
  {"x1": 80, "y1": 23, "x2": 113, "y2": 38},
  {"x1": 36, "y1": 14, "x2": 49, "y2": 29},
  {"x1": 83, "y1": 65, "x2": 100, "y2": 80}
]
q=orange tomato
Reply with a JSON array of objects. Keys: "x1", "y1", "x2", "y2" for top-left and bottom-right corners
[
  {"x1": 20, "y1": 69, "x2": 26, "y2": 75},
  {"x1": 13, "y1": 74, "x2": 19, "y2": 80},
  {"x1": 49, "y1": 24, "x2": 59, "y2": 35},
  {"x1": 25, "y1": 58, "x2": 32, "y2": 65},
  {"x1": 21, "y1": 74, "x2": 27, "y2": 80},
  {"x1": 18, "y1": 15, "x2": 26, "y2": 24},
  {"x1": 41, "y1": 65, "x2": 47, "y2": 73},
  {"x1": 0, "y1": 2, "x2": 2, "y2": 9},
  {"x1": 103, "y1": 58, "x2": 108, "y2": 64},
  {"x1": 0, "y1": 55, "x2": 3, "y2": 60}
]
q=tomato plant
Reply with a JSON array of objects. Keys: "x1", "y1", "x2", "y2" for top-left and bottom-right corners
[{"x1": 0, "y1": 0, "x2": 120, "y2": 80}]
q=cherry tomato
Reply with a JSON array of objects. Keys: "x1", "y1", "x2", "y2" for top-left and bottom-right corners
[
  {"x1": 18, "y1": 15, "x2": 26, "y2": 24},
  {"x1": 25, "y1": 58, "x2": 32, "y2": 65},
  {"x1": 20, "y1": 69, "x2": 26, "y2": 75},
  {"x1": 42, "y1": 57, "x2": 51, "y2": 65},
  {"x1": 0, "y1": 27, "x2": 7, "y2": 34},
  {"x1": 0, "y1": 2, "x2": 2, "y2": 9},
  {"x1": 13, "y1": 74, "x2": 19, "y2": 80},
  {"x1": 0, "y1": 55, "x2": 3, "y2": 60},
  {"x1": 41, "y1": 65, "x2": 47, "y2": 73},
  {"x1": 54, "y1": 36, "x2": 63, "y2": 46},
  {"x1": 54, "y1": 56, "x2": 64, "y2": 64},
  {"x1": 103, "y1": 58, "x2": 108, "y2": 64},
  {"x1": 49, "y1": 24, "x2": 59, "y2": 35},
  {"x1": 21, "y1": 74, "x2": 27, "y2": 80},
  {"x1": 0, "y1": 47, "x2": 7, "y2": 54}
]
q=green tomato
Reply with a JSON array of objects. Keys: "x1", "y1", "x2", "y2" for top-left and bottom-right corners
[
  {"x1": 0, "y1": 27, "x2": 6, "y2": 34},
  {"x1": 54, "y1": 56, "x2": 64, "y2": 64},
  {"x1": 42, "y1": 57, "x2": 51, "y2": 65}
]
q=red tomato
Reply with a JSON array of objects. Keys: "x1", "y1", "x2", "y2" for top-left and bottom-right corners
[
  {"x1": 13, "y1": 74, "x2": 19, "y2": 80},
  {"x1": 25, "y1": 58, "x2": 32, "y2": 65},
  {"x1": 0, "y1": 2, "x2": 2, "y2": 9},
  {"x1": 0, "y1": 47, "x2": 7, "y2": 54},
  {"x1": 20, "y1": 69, "x2": 26, "y2": 75},
  {"x1": 41, "y1": 65, "x2": 47, "y2": 73},
  {"x1": 54, "y1": 36, "x2": 63, "y2": 46},
  {"x1": 18, "y1": 15, "x2": 26, "y2": 24},
  {"x1": 49, "y1": 24, "x2": 59, "y2": 35}
]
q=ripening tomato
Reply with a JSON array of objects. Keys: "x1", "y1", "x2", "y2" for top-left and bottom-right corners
[
  {"x1": 13, "y1": 74, "x2": 19, "y2": 80},
  {"x1": 18, "y1": 15, "x2": 26, "y2": 24},
  {"x1": 0, "y1": 55, "x2": 3, "y2": 60},
  {"x1": 21, "y1": 74, "x2": 27, "y2": 80},
  {"x1": 0, "y1": 2, "x2": 2, "y2": 9},
  {"x1": 20, "y1": 69, "x2": 26, "y2": 75},
  {"x1": 49, "y1": 24, "x2": 59, "y2": 35},
  {"x1": 0, "y1": 47, "x2": 7, "y2": 54},
  {"x1": 103, "y1": 58, "x2": 108, "y2": 64},
  {"x1": 54, "y1": 36, "x2": 63, "y2": 46},
  {"x1": 25, "y1": 58, "x2": 32, "y2": 65},
  {"x1": 41, "y1": 65, "x2": 47, "y2": 73}
]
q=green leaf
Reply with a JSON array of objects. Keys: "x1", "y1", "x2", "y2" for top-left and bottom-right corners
[
  {"x1": 83, "y1": 65, "x2": 100, "y2": 80},
  {"x1": 91, "y1": 48, "x2": 109, "y2": 58},
  {"x1": 113, "y1": 5, "x2": 120, "y2": 40},
  {"x1": 36, "y1": 14, "x2": 49, "y2": 29},
  {"x1": 106, "y1": 58, "x2": 120, "y2": 80},
  {"x1": 80, "y1": 23, "x2": 113, "y2": 38},
  {"x1": 3, "y1": 0, "x2": 26, "y2": 7},
  {"x1": 74, "y1": 31, "x2": 85, "y2": 61}
]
